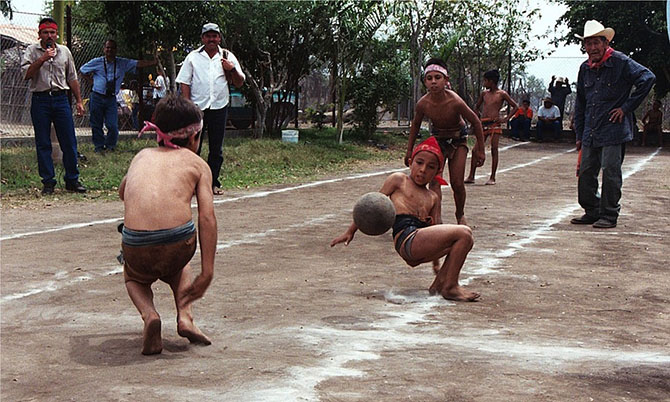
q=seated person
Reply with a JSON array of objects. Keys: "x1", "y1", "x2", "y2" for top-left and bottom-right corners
[
  {"x1": 641, "y1": 100, "x2": 663, "y2": 147},
  {"x1": 536, "y1": 97, "x2": 561, "y2": 142},
  {"x1": 510, "y1": 99, "x2": 532, "y2": 141}
]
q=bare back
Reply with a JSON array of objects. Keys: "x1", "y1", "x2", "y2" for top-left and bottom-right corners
[{"x1": 121, "y1": 147, "x2": 212, "y2": 230}]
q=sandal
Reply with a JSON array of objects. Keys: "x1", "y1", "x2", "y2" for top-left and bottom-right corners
[{"x1": 212, "y1": 186, "x2": 224, "y2": 195}]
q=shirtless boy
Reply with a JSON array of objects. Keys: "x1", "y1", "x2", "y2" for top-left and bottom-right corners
[
  {"x1": 333, "y1": 137, "x2": 480, "y2": 302},
  {"x1": 405, "y1": 58, "x2": 485, "y2": 228},
  {"x1": 119, "y1": 95, "x2": 217, "y2": 355},
  {"x1": 641, "y1": 100, "x2": 663, "y2": 147},
  {"x1": 465, "y1": 69, "x2": 518, "y2": 185}
]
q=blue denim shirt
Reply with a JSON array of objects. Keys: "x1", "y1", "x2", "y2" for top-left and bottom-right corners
[
  {"x1": 80, "y1": 56, "x2": 137, "y2": 95},
  {"x1": 574, "y1": 50, "x2": 655, "y2": 147}
]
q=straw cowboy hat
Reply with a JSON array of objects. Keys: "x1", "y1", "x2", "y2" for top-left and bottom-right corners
[{"x1": 575, "y1": 20, "x2": 615, "y2": 42}]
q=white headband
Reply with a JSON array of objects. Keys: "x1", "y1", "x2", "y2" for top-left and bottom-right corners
[{"x1": 424, "y1": 64, "x2": 449, "y2": 78}]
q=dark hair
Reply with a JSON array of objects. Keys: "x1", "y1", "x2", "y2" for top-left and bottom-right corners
[
  {"x1": 104, "y1": 39, "x2": 117, "y2": 47},
  {"x1": 424, "y1": 57, "x2": 448, "y2": 71},
  {"x1": 522, "y1": 99, "x2": 530, "y2": 104},
  {"x1": 483, "y1": 69, "x2": 500, "y2": 84},
  {"x1": 39, "y1": 17, "x2": 57, "y2": 26},
  {"x1": 153, "y1": 95, "x2": 203, "y2": 147}
]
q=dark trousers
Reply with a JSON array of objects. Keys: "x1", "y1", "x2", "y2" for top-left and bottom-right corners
[
  {"x1": 536, "y1": 119, "x2": 561, "y2": 141},
  {"x1": 578, "y1": 143, "x2": 625, "y2": 223},
  {"x1": 197, "y1": 106, "x2": 228, "y2": 188},
  {"x1": 510, "y1": 118, "x2": 531, "y2": 140},
  {"x1": 30, "y1": 93, "x2": 80, "y2": 185},
  {"x1": 89, "y1": 91, "x2": 119, "y2": 150}
]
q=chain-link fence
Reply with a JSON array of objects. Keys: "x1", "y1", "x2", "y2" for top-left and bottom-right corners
[
  {"x1": 2, "y1": 11, "x2": 668, "y2": 139},
  {"x1": 1, "y1": 9, "x2": 140, "y2": 138}
]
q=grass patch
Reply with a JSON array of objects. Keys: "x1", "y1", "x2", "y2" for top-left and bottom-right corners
[{"x1": 0, "y1": 127, "x2": 406, "y2": 204}]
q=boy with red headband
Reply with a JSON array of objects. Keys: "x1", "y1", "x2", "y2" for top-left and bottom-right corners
[
  {"x1": 465, "y1": 69, "x2": 518, "y2": 185},
  {"x1": 405, "y1": 58, "x2": 485, "y2": 229},
  {"x1": 119, "y1": 95, "x2": 217, "y2": 354},
  {"x1": 332, "y1": 137, "x2": 480, "y2": 302}
]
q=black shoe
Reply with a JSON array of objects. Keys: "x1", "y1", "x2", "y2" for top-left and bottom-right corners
[
  {"x1": 592, "y1": 218, "x2": 616, "y2": 228},
  {"x1": 570, "y1": 214, "x2": 599, "y2": 224},
  {"x1": 41, "y1": 183, "x2": 55, "y2": 195},
  {"x1": 65, "y1": 181, "x2": 87, "y2": 193}
]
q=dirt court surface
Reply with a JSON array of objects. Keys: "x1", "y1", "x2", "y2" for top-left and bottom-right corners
[{"x1": 2, "y1": 139, "x2": 669, "y2": 401}]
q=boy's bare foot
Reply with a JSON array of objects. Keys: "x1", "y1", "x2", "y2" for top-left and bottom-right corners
[
  {"x1": 464, "y1": 177, "x2": 475, "y2": 184},
  {"x1": 178, "y1": 317, "x2": 212, "y2": 345},
  {"x1": 485, "y1": 178, "x2": 496, "y2": 185},
  {"x1": 456, "y1": 215, "x2": 468, "y2": 226},
  {"x1": 142, "y1": 316, "x2": 163, "y2": 355},
  {"x1": 442, "y1": 286, "x2": 480, "y2": 302},
  {"x1": 428, "y1": 276, "x2": 443, "y2": 296}
]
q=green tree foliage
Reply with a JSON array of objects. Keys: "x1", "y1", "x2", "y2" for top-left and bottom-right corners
[
  {"x1": 349, "y1": 39, "x2": 411, "y2": 138},
  {"x1": 556, "y1": 0, "x2": 669, "y2": 98},
  {"x1": 324, "y1": 0, "x2": 391, "y2": 143},
  {"x1": 391, "y1": 0, "x2": 541, "y2": 109},
  {"x1": 221, "y1": 1, "x2": 332, "y2": 137},
  {"x1": 100, "y1": 1, "x2": 225, "y2": 90}
]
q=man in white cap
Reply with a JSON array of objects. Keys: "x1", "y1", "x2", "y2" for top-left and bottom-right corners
[
  {"x1": 570, "y1": 20, "x2": 655, "y2": 228},
  {"x1": 176, "y1": 22, "x2": 245, "y2": 195}
]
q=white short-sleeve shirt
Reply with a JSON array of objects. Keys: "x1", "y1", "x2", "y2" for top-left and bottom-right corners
[
  {"x1": 176, "y1": 46, "x2": 244, "y2": 111},
  {"x1": 537, "y1": 105, "x2": 560, "y2": 119}
]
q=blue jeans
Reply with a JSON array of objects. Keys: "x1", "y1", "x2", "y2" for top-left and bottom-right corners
[
  {"x1": 89, "y1": 91, "x2": 118, "y2": 150},
  {"x1": 510, "y1": 118, "x2": 530, "y2": 140},
  {"x1": 536, "y1": 119, "x2": 561, "y2": 141},
  {"x1": 196, "y1": 106, "x2": 229, "y2": 188},
  {"x1": 578, "y1": 143, "x2": 625, "y2": 223},
  {"x1": 30, "y1": 93, "x2": 80, "y2": 185}
]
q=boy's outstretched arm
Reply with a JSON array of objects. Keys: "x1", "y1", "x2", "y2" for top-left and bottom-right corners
[
  {"x1": 458, "y1": 100, "x2": 486, "y2": 167},
  {"x1": 181, "y1": 167, "x2": 217, "y2": 306},
  {"x1": 405, "y1": 104, "x2": 425, "y2": 166},
  {"x1": 330, "y1": 222, "x2": 358, "y2": 247},
  {"x1": 331, "y1": 174, "x2": 401, "y2": 247}
]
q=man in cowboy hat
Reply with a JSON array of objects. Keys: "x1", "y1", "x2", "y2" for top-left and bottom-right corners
[
  {"x1": 570, "y1": 20, "x2": 655, "y2": 229},
  {"x1": 536, "y1": 97, "x2": 561, "y2": 142}
]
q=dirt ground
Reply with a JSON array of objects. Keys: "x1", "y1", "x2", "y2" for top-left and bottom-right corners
[{"x1": 1, "y1": 138, "x2": 669, "y2": 401}]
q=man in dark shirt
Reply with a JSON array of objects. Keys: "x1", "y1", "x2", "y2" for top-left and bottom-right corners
[
  {"x1": 570, "y1": 20, "x2": 655, "y2": 229},
  {"x1": 548, "y1": 75, "x2": 572, "y2": 121}
]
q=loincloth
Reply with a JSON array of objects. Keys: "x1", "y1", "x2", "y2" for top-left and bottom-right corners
[
  {"x1": 392, "y1": 214, "x2": 431, "y2": 267},
  {"x1": 481, "y1": 118, "x2": 503, "y2": 136},
  {"x1": 122, "y1": 221, "x2": 197, "y2": 284}
]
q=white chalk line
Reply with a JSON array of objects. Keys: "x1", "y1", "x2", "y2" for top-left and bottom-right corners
[
  {"x1": 0, "y1": 142, "x2": 527, "y2": 243},
  {"x1": 0, "y1": 144, "x2": 549, "y2": 301},
  {"x1": 0, "y1": 212, "x2": 338, "y2": 303},
  {"x1": 228, "y1": 149, "x2": 665, "y2": 399},
  {"x1": 229, "y1": 289, "x2": 670, "y2": 401}
]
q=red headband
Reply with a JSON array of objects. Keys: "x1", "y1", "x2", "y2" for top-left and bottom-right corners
[
  {"x1": 411, "y1": 137, "x2": 448, "y2": 185},
  {"x1": 39, "y1": 22, "x2": 58, "y2": 32}
]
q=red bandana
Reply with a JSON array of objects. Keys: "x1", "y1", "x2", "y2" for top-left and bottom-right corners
[
  {"x1": 39, "y1": 22, "x2": 58, "y2": 32},
  {"x1": 411, "y1": 136, "x2": 448, "y2": 185},
  {"x1": 588, "y1": 46, "x2": 614, "y2": 69}
]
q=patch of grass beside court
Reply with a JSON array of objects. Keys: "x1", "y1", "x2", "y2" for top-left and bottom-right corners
[{"x1": 0, "y1": 128, "x2": 411, "y2": 203}]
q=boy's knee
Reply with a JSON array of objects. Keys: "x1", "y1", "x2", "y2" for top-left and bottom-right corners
[{"x1": 457, "y1": 226, "x2": 474, "y2": 247}]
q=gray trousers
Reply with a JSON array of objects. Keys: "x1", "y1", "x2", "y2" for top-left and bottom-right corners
[{"x1": 578, "y1": 143, "x2": 625, "y2": 223}]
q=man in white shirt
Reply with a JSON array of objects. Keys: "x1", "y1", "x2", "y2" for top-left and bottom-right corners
[
  {"x1": 536, "y1": 97, "x2": 562, "y2": 142},
  {"x1": 176, "y1": 22, "x2": 245, "y2": 195},
  {"x1": 153, "y1": 66, "x2": 170, "y2": 102}
]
